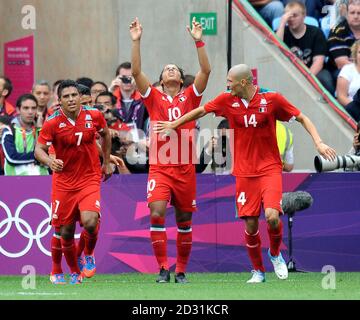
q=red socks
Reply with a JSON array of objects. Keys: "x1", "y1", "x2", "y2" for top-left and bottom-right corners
[
  {"x1": 76, "y1": 231, "x2": 85, "y2": 258},
  {"x1": 245, "y1": 229, "x2": 265, "y2": 272},
  {"x1": 176, "y1": 221, "x2": 192, "y2": 274},
  {"x1": 150, "y1": 216, "x2": 168, "y2": 270},
  {"x1": 51, "y1": 227, "x2": 63, "y2": 275},
  {"x1": 84, "y1": 223, "x2": 99, "y2": 256},
  {"x1": 268, "y1": 219, "x2": 283, "y2": 257},
  {"x1": 61, "y1": 238, "x2": 80, "y2": 274}
]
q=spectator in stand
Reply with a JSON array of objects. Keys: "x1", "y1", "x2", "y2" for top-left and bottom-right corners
[
  {"x1": 0, "y1": 115, "x2": 11, "y2": 175},
  {"x1": 32, "y1": 80, "x2": 52, "y2": 127},
  {"x1": 281, "y1": 0, "x2": 326, "y2": 20},
  {"x1": 109, "y1": 61, "x2": 149, "y2": 134},
  {"x1": 76, "y1": 77, "x2": 94, "y2": 89},
  {"x1": 276, "y1": 1, "x2": 335, "y2": 94},
  {"x1": 328, "y1": 0, "x2": 360, "y2": 81},
  {"x1": 77, "y1": 84, "x2": 93, "y2": 106},
  {"x1": 0, "y1": 76, "x2": 16, "y2": 118},
  {"x1": 337, "y1": 40, "x2": 360, "y2": 120},
  {"x1": 90, "y1": 81, "x2": 108, "y2": 105},
  {"x1": 1, "y1": 94, "x2": 48, "y2": 176},
  {"x1": 48, "y1": 79, "x2": 64, "y2": 116},
  {"x1": 249, "y1": 0, "x2": 285, "y2": 26}
]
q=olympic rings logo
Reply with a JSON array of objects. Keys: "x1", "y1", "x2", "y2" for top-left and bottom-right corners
[{"x1": 0, "y1": 199, "x2": 52, "y2": 258}]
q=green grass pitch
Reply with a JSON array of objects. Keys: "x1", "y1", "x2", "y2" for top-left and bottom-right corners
[{"x1": 0, "y1": 273, "x2": 359, "y2": 300}]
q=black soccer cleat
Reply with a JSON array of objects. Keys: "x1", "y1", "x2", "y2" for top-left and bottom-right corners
[
  {"x1": 156, "y1": 268, "x2": 170, "y2": 283},
  {"x1": 175, "y1": 272, "x2": 189, "y2": 284}
]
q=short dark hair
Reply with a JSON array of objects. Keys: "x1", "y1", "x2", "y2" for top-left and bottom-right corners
[
  {"x1": 217, "y1": 119, "x2": 229, "y2": 130},
  {"x1": 58, "y1": 79, "x2": 79, "y2": 98},
  {"x1": 183, "y1": 74, "x2": 195, "y2": 88},
  {"x1": 16, "y1": 93, "x2": 38, "y2": 109},
  {"x1": 76, "y1": 77, "x2": 94, "y2": 89},
  {"x1": 95, "y1": 91, "x2": 117, "y2": 106},
  {"x1": 116, "y1": 62, "x2": 132, "y2": 76},
  {"x1": 53, "y1": 79, "x2": 64, "y2": 89},
  {"x1": 0, "y1": 76, "x2": 13, "y2": 98},
  {"x1": 91, "y1": 81, "x2": 108, "y2": 92},
  {"x1": 159, "y1": 64, "x2": 185, "y2": 84},
  {"x1": 78, "y1": 84, "x2": 91, "y2": 96},
  {"x1": 0, "y1": 115, "x2": 12, "y2": 126}
]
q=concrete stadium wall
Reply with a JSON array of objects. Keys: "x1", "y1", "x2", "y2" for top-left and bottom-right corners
[
  {"x1": 0, "y1": 0, "x2": 355, "y2": 170},
  {"x1": 0, "y1": 0, "x2": 119, "y2": 86}
]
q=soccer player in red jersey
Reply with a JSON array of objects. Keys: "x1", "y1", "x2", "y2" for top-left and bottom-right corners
[
  {"x1": 35, "y1": 80, "x2": 113, "y2": 284},
  {"x1": 154, "y1": 64, "x2": 337, "y2": 283},
  {"x1": 130, "y1": 17, "x2": 211, "y2": 283}
]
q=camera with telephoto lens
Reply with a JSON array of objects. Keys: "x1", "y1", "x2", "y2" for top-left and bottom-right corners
[{"x1": 314, "y1": 155, "x2": 360, "y2": 172}]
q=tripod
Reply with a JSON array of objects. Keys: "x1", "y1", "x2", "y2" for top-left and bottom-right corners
[{"x1": 286, "y1": 211, "x2": 307, "y2": 273}]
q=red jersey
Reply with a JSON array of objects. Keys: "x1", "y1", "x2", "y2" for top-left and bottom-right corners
[
  {"x1": 38, "y1": 106, "x2": 107, "y2": 191},
  {"x1": 204, "y1": 87, "x2": 301, "y2": 177},
  {"x1": 142, "y1": 84, "x2": 202, "y2": 166}
]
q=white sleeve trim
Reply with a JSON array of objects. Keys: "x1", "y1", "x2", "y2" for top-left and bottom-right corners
[
  {"x1": 140, "y1": 86, "x2": 152, "y2": 99},
  {"x1": 1, "y1": 130, "x2": 34, "y2": 164},
  {"x1": 192, "y1": 84, "x2": 203, "y2": 97}
]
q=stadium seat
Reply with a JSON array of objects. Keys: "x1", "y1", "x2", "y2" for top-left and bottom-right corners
[
  {"x1": 272, "y1": 16, "x2": 319, "y2": 31},
  {"x1": 320, "y1": 15, "x2": 332, "y2": 39}
]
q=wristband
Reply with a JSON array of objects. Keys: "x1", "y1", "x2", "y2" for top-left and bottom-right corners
[{"x1": 195, "y1": 40, "x2": 205, "y2": 48}]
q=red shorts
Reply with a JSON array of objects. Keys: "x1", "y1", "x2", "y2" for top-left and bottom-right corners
[
  {"x1": 147, "y1": 165, "x2": 197, "y2": 212},
  {"x1": 51, "y1": 184, "x2": 101, "y2": 227},
  {"x1": 235, "y1": 174, "x2": 282, "y2": 218}
]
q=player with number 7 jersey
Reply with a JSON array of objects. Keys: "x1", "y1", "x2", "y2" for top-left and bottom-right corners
[{"x1": 35, "y1": 80, "x2": 113, "y2": 284}]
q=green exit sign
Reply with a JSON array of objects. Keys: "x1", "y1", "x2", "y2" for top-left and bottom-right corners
[{"x1": 190, "y1": 12, "x2": 217, "y2": 35}]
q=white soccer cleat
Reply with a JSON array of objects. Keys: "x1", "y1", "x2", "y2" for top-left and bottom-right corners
[
  {"x1": 246, "y1": 270, "x2": 266, "y2": 283},
  {"x1": 268, "y1": 249, "x2": 288, "y2": 280}
]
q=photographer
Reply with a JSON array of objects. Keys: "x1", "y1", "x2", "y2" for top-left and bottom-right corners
[{"x1": 109, "y1": 61, "x2": 149, "y2": 135}]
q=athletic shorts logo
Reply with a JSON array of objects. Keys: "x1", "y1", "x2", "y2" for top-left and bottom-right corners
[
  {"x1": 192, "y1": 200, "x2": 197, "y2": 207},
  {"x1": 95, "y1": 200, "x2": 100, "y2": 208}
]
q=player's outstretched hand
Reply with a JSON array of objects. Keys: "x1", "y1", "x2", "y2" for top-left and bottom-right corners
[
  {"x1": 50, "y1": 159, "x2": 64, "y2": 172},
  {"x1": 102, "y1": 163, "x2": 114, "y2": 182},
  {"x1": 317, "y1": 142, "x2": 337, "y2": 161},
  {"x1": 153, "y1": 121, "x2": 175, "y2": 137},
  {"x1": 187, "y1": 17, "x2": 203, "y2": 41},
  {"x1": 110, "y1": 154, "x2": 126, "y2": 169},
  {"x1": 130, "y1": 17, "x2": 143, "y2": 41}
]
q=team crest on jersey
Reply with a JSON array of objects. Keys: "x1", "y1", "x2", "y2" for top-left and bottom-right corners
[
  {"x1": 59, "y1": 122, "x2": 67, "y2": 128},
  {"x1": 259, "y1": 107, "x2": 267, "y2": 113},
  {"x1": 85, "y1": 121, "x2": 93, "y2": 129},
  {"x1": 179, "y1": 96, "x2": 187, "y2": 102},
  {"x1": 85, "y1": 114, "x2": 92, "y2": 121},
  {"x1": 232, "y1": 102, "x2": 240, "y2": 108}
]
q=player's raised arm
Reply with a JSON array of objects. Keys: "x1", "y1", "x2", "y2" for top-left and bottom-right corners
[
  {"x1": 130, "y1": 17, "x2": 152, "y2": 96},
  {"x1": 35, "y1": 143, "x2": 64, "y2": 172},
  {"x1": 188, "y1": 17, "x2": 211, "y2": 94},
  {"x1": 295, "y1": 113, "x2": 337, "y2": 161},
  {"x1": 153, "y1": 106, "x2": 207, "y2": 134}
]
